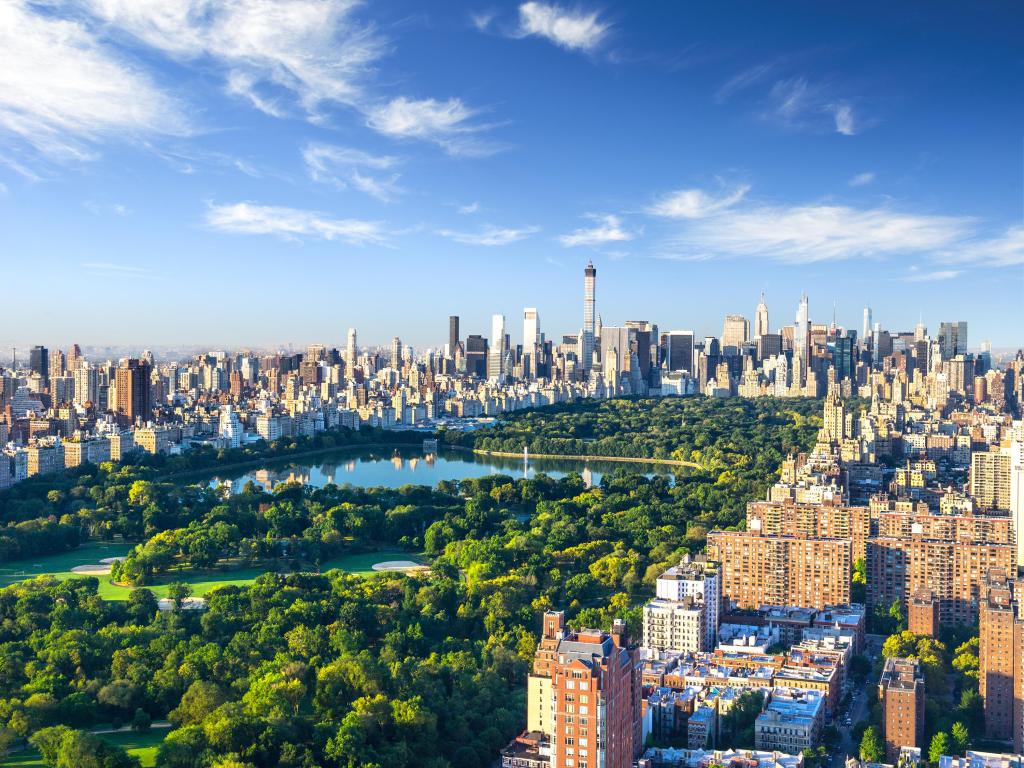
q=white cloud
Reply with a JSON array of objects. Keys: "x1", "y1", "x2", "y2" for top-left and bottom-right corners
[
  {"x1": 79, "y1": 0, "x2": 383, "y2": 115},
  {"x1": 302, "y1": 143, "x2": 401, "y2": 201},
  {"x1": 848, "y1": 172, "x2": 875, "y2": 187},
  {"x1": 942, "y1": 225, "x2": 1024, "y2": 267},
  {"x1": 457, "y1": 201, "x2": 481, "y2": 215},
  {"x1": 832, "y1": 102, "x2": 856, "y2": 136},
  {"x1": 437, "y1": 224, "x2": 539, "y2": 246},
  {"x1": 663, "y1": 204, "x2": 972, "y2": 263},
  {"x1": 365, "y1": 97, "x2": 499, "y2": 156},
  {"x1": 206, "y1": 201, "x2": 386, "y2": 244},
  {"x1": 0, "y1": 0, "x2": 187, "y2": 162},
  {"x1": 471, "y1": 11, "x2": 496, "y2": 32},
  {"x1": 648, "y1": 184, "x2": 750, "y2": 220},
  {"x1": 559, "y1": 214, "x2": 633, "y2": 247},
  {"x1": 517, "y1": 2, "x2": 609, "y2": 51},
  {"x1": 715, "y1": 63, "x2": 774, "y2": 104},
  {"x1": 904, "y1": 269, "x2": 960, "y2": 282}
]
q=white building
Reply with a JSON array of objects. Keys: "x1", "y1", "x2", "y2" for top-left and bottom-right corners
[
  {"x1": 219, "y1": 405, "x2": 243, "y2": 449},
  {"x1": 654, "y1": 554, "x2": 721, "y2": 649}
]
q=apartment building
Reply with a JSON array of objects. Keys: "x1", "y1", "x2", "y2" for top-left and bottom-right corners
[
  {"x1": 879, "y1": 658, "x2": 925, "y2": 762},
  {"x1": 978, "y1": 571, "x2": 1024, "y2": 752}
]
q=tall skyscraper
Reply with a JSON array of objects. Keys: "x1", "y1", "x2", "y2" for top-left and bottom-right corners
[
  {"x1": 722, "y1": 314, "x2": 750, "y2": 349},
  {"x1": 114, "y1": 358, "x2": 152, "y2": 425},
  {"x1": 488, "y1": 314, "x2": 506, "y2": 380},
  {"x1": 465, "y1": 335, "x2": 488, "y2": 378},
  {"x1": 794, "y1": 293, "x2": 810, "y2": 384},
  {"x1": 523, "y1": 308, "x2": 540, "y2": 379},
  {"x1": 862, "y1": 306, "x2": 872, "y2": 341},
  {"x1": 938, "y1": 321, "x2": 968, "y2": 360},
  {"x1": 665, "y1": 331, "x2": 694, "y2": 373},
  {"x1": 346, "y1": 328, "x2": 357, "y2": 372},
  {"x1": 29, "y1": 345, "x2": 49, "y2": 386},
  {"x1": 448, "y1": 316, "x2": 459, "y2": 355},
  {"x1": 390, "y1": 337, "x2": 402, "y2": 368},
  {"x1": 582, "y1": 261, "x2": 596, "y2": 373},
  {"x1": 755, "y1": 292, "x2": 770, "y2": 338}
]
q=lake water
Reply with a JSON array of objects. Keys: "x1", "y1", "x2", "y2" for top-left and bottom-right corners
[{"x1": 207, "y1": 447, "x2": 675, "y2": 493}]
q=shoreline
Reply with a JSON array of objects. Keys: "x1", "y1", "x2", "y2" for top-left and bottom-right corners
[{"x1": 470, "y1": 448, "x2": 705, "y2": 470}]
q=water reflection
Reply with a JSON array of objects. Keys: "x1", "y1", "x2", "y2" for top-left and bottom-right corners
[{"x1": 208, "y1": 448, "x2": 674, "y2": 494}]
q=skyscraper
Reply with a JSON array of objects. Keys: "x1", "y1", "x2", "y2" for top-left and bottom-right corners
[
  {"x1": 523, "y1": 308, "x2": 540, "y2": 379},
  {"x1": 665, "y1": 331, "x2": 694, "y2": 373},
  {"x1": 448, "y1": 316, "x2": 459, "y2": 355},
  {"x1": 582, "y1": 261, "x2": 596, "y2": 373},
  {"x1": 390, "y1": 337, "x2": 402, "y2": 368},
  {"x1": 29, "y1": 345, "x2": 49, "y2": 386},
  {"x1": 939, "y1": 321, "x2": 968, "y2": 360},
  {"x1": 755, "y1": 292, "x2": 770, "y2": 338},
  {"x1": 794, "y1": 293, "x2": 810, "y2": 384},
  {"x1": 862, "y1": 306, "x2": 872, "y2": 341},
  {"x1": 488, "y1": 314, "x2": 506, "y2": 380},
  {"x1": 346, "y1": 328, "x2": 357, "y2": 372},
  {"x1": 722, "y1": 314, "x2": 750, "y2": 349},
  {"x1": 114, "y1": 358, "x2": 152, "y2": 426}
]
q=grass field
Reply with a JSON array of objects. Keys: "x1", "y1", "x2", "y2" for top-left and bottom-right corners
[
  {"x1": 1, "y1": 546, "x2": 425, "y2": 601},
  {"x1": 0, "y1": 727, "x2": 167, "y2": 767}
]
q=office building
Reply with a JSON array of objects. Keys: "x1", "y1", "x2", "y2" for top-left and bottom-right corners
[
  {"x1": 879, "y1": 658, "x2": 925, "y2": 761},
  {"x1": 29, "y1": 346, "x2": 49, "y2": 386},
  {"x1": 938, "y1": 321, "x2": 968, "y2": 361},
  {"x1": 755, "y1": 293, "x2": 770, "y2": 338},
  {"x1": 722, "y1": 315, "x2": 749, "y2": 350},
  {"x1": 114, "y1": 358, "x2": 152, "y2": 425},
  {"x1": 862, "y1": 307, "x2": 872, "y2": 342},
  {"x1": 465, "y1": 334, "x2": 488, "y2": 378},
  {"x1": 665, "y1": 331, "x2": 695, "y2": 373},
  {"x1": 489, "y1": 314, "x2": 506, "y2": 380},
  {"x1": 448, "y1": 315, "x2": 460, "y2": 355}
]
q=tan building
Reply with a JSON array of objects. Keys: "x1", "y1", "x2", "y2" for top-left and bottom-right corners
[
  {"x1": 707, "y1": 530, "x2": 851, "y2": 609},
  {"x1": 867, "y1": 537, "x2": 1015, "y2": 627},
  {"x1": 747, "y1": 499, "x2": 871, "y2": 560},
  {"x1": 972, "y1": 450, "x2": 1012, "y2": 511},
  {"x1": 978, "y1": 571, "x2": 1024, "y2": 752},
  {"x1": 64, "y1": 438, "x2": 112, "y2": 468},
  {"x1": 26, "y1": 443, "x2": 64, "y2": 477},
  {"x1": 878, "y1": 657, "x2": 925, "y2": 761},
  {"x1": 642, "y1": 597, "x2": 706, "y2": 654}
]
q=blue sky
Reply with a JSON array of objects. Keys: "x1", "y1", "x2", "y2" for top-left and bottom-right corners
[{"x1": 2, "y1": 0, "x2": 1022, "y2": 351}]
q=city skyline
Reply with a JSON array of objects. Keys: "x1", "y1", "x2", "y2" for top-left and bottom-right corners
[{"x1": 1, "y1": 1, "x2": 1022, "y2": 348}]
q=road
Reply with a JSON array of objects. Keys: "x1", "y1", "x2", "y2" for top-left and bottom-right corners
[{"x1": 832, "y1": 634, "x2": 884, "y2": 768}]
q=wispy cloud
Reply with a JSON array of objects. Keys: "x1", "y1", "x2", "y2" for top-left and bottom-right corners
[
  {"x1": 559, "y1": 214, "x2": 634, "y2": 247},
  {"x1": 365, "y1": 97, "x2": 501, "y2": 157},
  {"x1": 78, "y1": 0, "x2": 383, "y2": 117},
  {"x1": 658, "y1": 201, "x2": 973, "y2": 263},
  {"x1": 715, "y1": 63, "x2": 774, "y2": 104},
  {"x1": 940, "y1": 225, "x2": 1024, "y2": 267},
  {"x1": 471, "y1": 10, "x2": 496, "y2": 32},
  {"x1": 457, "y1": 201, "x2": 481, "y2": 214},
  {"x1": 437, "y1": 224, "x2": 539, "y2": 246},
  {"x1": 0, "y1": 0, "x2": 188, "y2": 165},
  {"x1": 831, "y1": 102, "x2": 856, "y2": 136},
  {"x1": 206, "y1": 201, "x2": 386, "y2": 245},
  {"x1": 517, "y1": 2, "x2": 609, "y2": 51},
  {"x1": 84, "y1": 201, "x2": 130, "y2": 216},
  {"x1": 648, "y1": 184, "x2": 750, "y2": 220},
  {"x1": 848, "y1": 172, "x2": 875, "y2": 187},
  {"x1": 904, "y1": 269, "x2": 961, "y2": 282},
  {"x1": 302, "y1": 143, "x2": 401, "y2": 202}
]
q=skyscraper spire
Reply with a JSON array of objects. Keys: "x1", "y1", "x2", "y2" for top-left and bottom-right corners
[{"x1": 755, "y1": 292, "x2": 769, "y2": 338}]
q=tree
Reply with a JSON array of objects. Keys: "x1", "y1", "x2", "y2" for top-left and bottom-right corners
[
  {"x1": 131, "y1": 708, "x2": 151, "y2": 733},
  {"x1": 950, "y1": 721, "x2": 969, "y2": 753},
  {"x1": 167, "y1": 582, "x2": 193, "y2": 610},
  {"x1": 170, "y1": 681, "x2": 227, "y2": 727},
  {"x1": 859, "y1": 726, "x2": 884, "y2": 763},
  {"x1": 929, "y1": 732, "x2": 953, "y2": 765}
]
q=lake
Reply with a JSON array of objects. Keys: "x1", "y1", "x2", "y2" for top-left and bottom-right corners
[{"x1": 207, "y1": 446, "x2": 676, "y2": 493}]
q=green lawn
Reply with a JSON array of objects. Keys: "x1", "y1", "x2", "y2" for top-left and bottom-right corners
[
  {"x1": 0, "y1": 727, "x2": 167, "y2": 767},
  {"x1": 2, "y1": 546, "x2": 425, "y2": 601}
]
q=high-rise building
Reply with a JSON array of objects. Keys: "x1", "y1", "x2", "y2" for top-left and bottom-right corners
[
  {"x1": 489, "y1": 314, "x2": 506, "y2": 380},
  {"x1": 523, "y1": 308, "x2": 540, "y2": 378},
  {"x1": 583, "y1": 261, "x2": 597, "y2": 373},
  {"x1": 972, "y1": 449, "x2": 1012, "y2": 511},
  {"x1": 794, "y1": 294, "x2": 809, "y2": 385},
  {"x1": 114, "y1": 358, "x2": 152, "y2": 425},
  {"x1": 706, "y1": 528, "x2": 852, "y2": 609},
  {"x1": 642, "y1": 554, "x2": 721, "y2": 652},
  {"x1": 346, "y1": 328, "x2": 357, "y2": 373},
  {"x1": 528, "y1": 612, "x2": 641, "y2": 768},
  {"x1": 448, "y1": 315, "x2": 460, "y2": 355},
  {"x1": 908, "y1": 590, "x2": 940, "y2": 638},
  {"x1": 862, "y1": 307, "x2": 872, "y2": 341},
  {"x1": 465, "y1": 334, "x2": 488, "y2": 378},
  {"x1": 755, "y1": 292, "x2": 770, "y2": 338},
  {"x1": 390, "y1": 337, "x2": 402, "y2": 368},
  {"x1": 722, "y1": 314, "x2": 750, "y2": 350},
  {"x1": 938, "y1": 321, "x2": 968, "y2": 361},
  {"x1": 1009, "y1": 436, "x2": 1024, "y2": 569},
  {"x1": 834, "y1": 331, "x2": 857, "y2": 382},
  {"x1": 878, "y1": 657, "x2": 925, "y2": 761},
  {"x1": 29, "y1": 345, "x2": 49, "y2": 386},
  {"x1": 978, "y1": 571, "x2": 1024, "y2": 751},
  {"x1": 665, "y1": 331, "x2": 694, "y2": 373}
]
